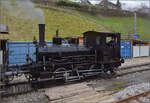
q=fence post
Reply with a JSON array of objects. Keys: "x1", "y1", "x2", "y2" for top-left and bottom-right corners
[{"x1": 0, "y1": 64, "x2": 2, "y2": 101}]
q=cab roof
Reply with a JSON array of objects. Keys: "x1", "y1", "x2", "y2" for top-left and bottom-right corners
[{"x1": 83, "y1": 31, "x2": 120, "y2": 37}]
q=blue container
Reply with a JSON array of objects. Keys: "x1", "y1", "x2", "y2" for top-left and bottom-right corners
[
  {"x1": 6, "y1": 41, "x2": 52, "y2": 65},
  {"x1": 6, "y1": 42, "x2": 36, "y2": 65},
  {"x1": 120, "y1": 41, "x2": 132, "y2": 58}
]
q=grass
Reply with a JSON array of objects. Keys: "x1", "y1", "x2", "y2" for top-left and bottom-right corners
[
  {"x1": 78, "y1": 13, "x2": 150, "y2": 40},
  {"x1": 0, "y1": 5, "x2": 105, "y2": 41},
  {"x1": 109, "y1": 81, "x2": 127, "y2": 91},
  {"x1": 1, "y1": 4, "x2": 150, "y2": 41},
  {"x1": 44, "y1": 7, "x2": 106, "y2": 40},
  {"x1": 0, "y1": 5, "x2": 39, "y2": 41}
]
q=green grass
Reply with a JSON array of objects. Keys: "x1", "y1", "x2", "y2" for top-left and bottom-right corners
[
  {"x1": 77, "y1": 13, "x2": 150, "y2": 40},
  {"x1": 0, "y1": 5, "x2": 105, "y2": 41},
  {"x1": 44, "y1": 8, "x2": 106, "y2": 40},
  {"x1": 0, "y1": 5, "x2": 39, "y2": 41},
  {"x1": 1, "y1": 4, "x2": 150, "y2": 41}
]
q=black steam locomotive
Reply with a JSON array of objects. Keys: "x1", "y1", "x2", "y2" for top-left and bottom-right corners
[{"x1": 4, "y1": 24, "x2": 124, "y2": 83}]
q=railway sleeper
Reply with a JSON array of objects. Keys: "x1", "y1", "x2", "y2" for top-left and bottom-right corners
[{"x1": 1, "y1": 83, "x2": 33, "y2": 97}]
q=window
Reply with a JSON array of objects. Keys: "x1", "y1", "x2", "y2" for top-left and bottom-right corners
[
  {"x1": 96, "y1": 36, "x2": 100, "y2": 45},
  {"x1": 106, "y1": 36, "x2": 117, "y2": 46},
  {"x1": 84, "y1": 37, "x2": 87, "y2": 45},
  {"x1": 106, "y1": 37, "x2": 112, "y2": 43}
]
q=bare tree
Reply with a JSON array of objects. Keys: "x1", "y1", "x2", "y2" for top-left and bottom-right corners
[
  {"x1": 80, "y1": 0, "x2": 91, "y2": 4},
  {"x1": 116, "y1": 0, "x2": 121, "y2": 9}
]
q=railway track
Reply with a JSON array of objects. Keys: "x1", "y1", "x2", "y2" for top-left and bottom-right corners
[
  {"x1": 1, "y1": 63, "x2": 150, "y2": 99},
  {"x1": 112, "y1": 63, "x2": 150, "y2": 78},
  {"x1": 0, "y1": 81, "x2": 34, "y2": 97},
  {"x1": 113, "y1": 90, "x2": 150, "y2": 103}
]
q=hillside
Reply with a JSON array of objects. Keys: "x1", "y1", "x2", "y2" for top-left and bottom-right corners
[
  {"x1": 81, "y1": 14, "x2": 150, "y2": 40},
  {"x1": 0, "y1": 3, "x2": 150, "y2": 41},
  {"x1": 0, "y1": 4, "x2": 107, "y2": 41}
]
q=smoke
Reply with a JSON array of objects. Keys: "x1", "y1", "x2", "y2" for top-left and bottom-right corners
[{"x1": 0, "y1": 0, "x2": 44, "y2": 24}]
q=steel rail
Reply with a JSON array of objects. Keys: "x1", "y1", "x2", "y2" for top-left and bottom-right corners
[
  {"x1": 114, "y1": 66, "x2": 150, "y2": 78},
  {"x1": 113, "y1": 90, "x2": 150, "y2": 103},
  {"x1": 120, "y1": 62, "x2": 150, "y2": 70}
]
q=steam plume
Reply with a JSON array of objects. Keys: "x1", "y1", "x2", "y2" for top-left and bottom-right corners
[{"x1": 1, "y1": 0, "x2": 44, "y2": 23}]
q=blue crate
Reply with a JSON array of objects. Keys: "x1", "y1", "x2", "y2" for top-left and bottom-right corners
[
  {"x1": 121, "y1": 41, "x2": 132, "y2": 58},
  {"x1": 6, "y1": 41, "x2": 52, "y2": 65}
]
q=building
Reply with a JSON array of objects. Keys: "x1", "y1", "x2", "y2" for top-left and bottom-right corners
[{"x1": 97, "y1": 0, "x2": 121, "y2": 10}]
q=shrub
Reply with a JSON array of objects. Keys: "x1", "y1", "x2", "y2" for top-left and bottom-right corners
[{"x1": 56, "y1": 0, "x2": 81, "y2": 8}]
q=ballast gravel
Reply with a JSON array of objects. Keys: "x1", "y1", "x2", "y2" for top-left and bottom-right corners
[
  {"x1": 1, "y1": 91, "x2": 49, "y2": 103},
  {"x1": 112, "y1": 83, "x2": 150, "y2": 103}
]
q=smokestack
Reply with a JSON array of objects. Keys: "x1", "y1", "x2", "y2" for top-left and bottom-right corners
[
  {"x1": 56, "y1": 29, "x2": 59, "y2": 37},
  {"x1": 39, "y1": 24, "x2": 45, "y2": 46}
]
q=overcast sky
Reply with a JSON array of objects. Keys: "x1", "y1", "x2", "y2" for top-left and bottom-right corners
[
  {"x1": 72, "y1": 0, "x2": 150, "y2": 10},
  {"x1": 109, "y1": 0, "x2": 149, "y2": 10}
]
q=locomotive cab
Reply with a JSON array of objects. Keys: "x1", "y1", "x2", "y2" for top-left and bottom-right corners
[{"x1": 83, "y1": 31, "x2": 122, "y2": 67}]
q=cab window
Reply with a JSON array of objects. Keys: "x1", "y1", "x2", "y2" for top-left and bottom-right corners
[
  {"x1": 106, "y1": 36, "x2": 117, "y2": 46},
  {"x1": 96, "y1": 36, "x2": 100, "y2": 45}
]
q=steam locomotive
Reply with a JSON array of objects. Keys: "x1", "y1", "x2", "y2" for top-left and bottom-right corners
[{"x1": 4, "y1": 24, "x2": 124, "y2": 83}]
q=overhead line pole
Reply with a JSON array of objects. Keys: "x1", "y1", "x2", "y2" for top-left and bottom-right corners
[{"x1": 134, "y1": 11, "x2": 136, "y2": 36}]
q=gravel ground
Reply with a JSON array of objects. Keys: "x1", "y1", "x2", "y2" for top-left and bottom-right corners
[
  {"x1": 1, "y1": 90, "x2": 49, "y2": 103},
  {"x1": 112, "y1": 83, "x2": 150, "y2": 103},
  {"x1": 87, "y1": 65, "x2": 150, "y2": 102},
  {"x1": 112, "y1": 83, "x2": 150, "y2": 99},
  {"x1": 121, "y1": 57, "x2": 150, "y2": 68},
  {"x1": 87, "y1": 65, "x2": 150, "y2": 90}
]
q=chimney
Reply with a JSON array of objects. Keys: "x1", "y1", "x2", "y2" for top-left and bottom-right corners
[
  {"x1": 39, "y1": 24, "x2": 45, "y2": 46},
  {"x1": 56, "y1": 29, "x2": 59, "y2": 37}
]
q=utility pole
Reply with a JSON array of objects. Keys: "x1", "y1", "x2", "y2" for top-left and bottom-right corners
[{"x1": 134, "y1": 11, "x2": 136, "y2": 36}]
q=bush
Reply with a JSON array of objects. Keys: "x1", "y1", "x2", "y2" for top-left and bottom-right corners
[{"x1": 56, "y1": 0, "x2": 81, "y2": 8}]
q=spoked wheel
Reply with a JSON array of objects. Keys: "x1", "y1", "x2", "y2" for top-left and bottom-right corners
[
  {"x1": 53, "y1": 67, "x2": 67, "y2": 83},
  {"x1": 81, "y1": 64, "x2": 100, "y2": 78},
  {"x1": 73, "y1": 66, "x2": 85, "y2": 80},
  {"x1": 89, "y1": 64, "x2": 101, "y2": 73},
  {"x1": 89, "y1": 64, "x2": 98, "y2": 70}
]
